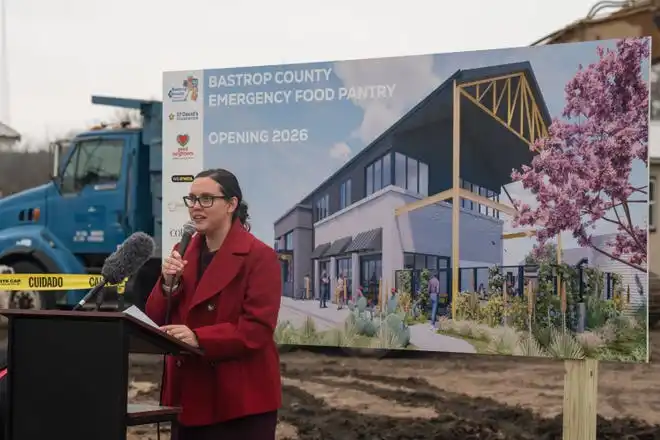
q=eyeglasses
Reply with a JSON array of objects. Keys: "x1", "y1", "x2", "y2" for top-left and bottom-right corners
[{"x1": 182, "y1": 194, "x2": 227, "y2": 208}]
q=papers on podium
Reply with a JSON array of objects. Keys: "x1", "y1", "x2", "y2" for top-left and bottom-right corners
[{"x1": 123, "y1": 305, "x2": 159, "y2": 329}]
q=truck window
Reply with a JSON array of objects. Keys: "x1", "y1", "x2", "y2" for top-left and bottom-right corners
[{"x1": 60, "y1": 138, "x2": 124, "y2": 193}]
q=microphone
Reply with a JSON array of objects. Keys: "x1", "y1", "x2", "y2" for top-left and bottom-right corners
[
  {"x1": 172, "y1": 222, "x2": 196, "y2": 285},
  {"x1": 73, "y1": 232, "x2": 156, "y2": 311},
  {"x1": 165, "y1": 222, "x2": 196, "y2": 324}
]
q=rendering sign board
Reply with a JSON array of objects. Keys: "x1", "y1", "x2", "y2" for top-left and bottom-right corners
[{"x1": 163, "y1": 38, "x2": 650, "y2": 362}]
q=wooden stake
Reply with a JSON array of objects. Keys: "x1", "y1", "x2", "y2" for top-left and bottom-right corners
[
  {"x1": 563, "y1": 359, "x2": 598, "y2": 440},
  {"x1": 451, "y1": 80, "x2": 461, "y2": 319}
]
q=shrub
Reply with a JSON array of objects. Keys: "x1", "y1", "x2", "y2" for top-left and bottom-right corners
[
  {"x1": 343, "y1": 290, "x2": 413, "y2": 347},
  {"x1": 436, "y1": 316, "x2": 452, "y2": 332},
  {"x1": 575, "y1": 331, "x2": 605, "y2": 355},
  {"x1": 514, "y1": 336, "x2": 548, "y2": 357},
  {"x1": 506, "y1": 296, "x2": 528, "y2": 331},
  {"x1": 585, "y1": 295, "x2": 617, "y2": 329},
  {"x1": 274, "y1": 321, "x2": 299, "y2": 345},
  {"x1": 546, "y1": 328, "x2": 584, "y2": 359},
  {"x1": 397, "y1": 291, "x2": 413, "y2": 315},
  {"x1": 453, "y1": 320, "x2": 474, "y2": 338},
  {"x1": 488, "y1": 265, "x2": 505, "y2": 295},
  {"x1": 418, "y1": 268, "x2": 431, "y2": 311},
  {"x1": 595, "y1": 322, "x2": 617, "y2": 345},
  {"x1": 486, "y1": 327, "x2": 519, "y2": 355},
  {"x1": 371, "y1": 324, "x2": 406, "y2": 349},
  {"x1": 299, "y1": 316, "x2": 319, "y2": 344},
  {"x1": 454, "y1": 292, "x2": 481, "y2": 321},
  {"x1": 480, "y1": 294, "x2": 503, "y2": 327}
]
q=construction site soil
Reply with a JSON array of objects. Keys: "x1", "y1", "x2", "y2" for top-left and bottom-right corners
[{"x1": 123, "y1": 328, "x2": 660, "y2": 439}]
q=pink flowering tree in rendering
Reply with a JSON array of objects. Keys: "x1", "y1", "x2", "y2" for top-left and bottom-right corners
[{"x1": 511, "y1": 38, "x2": 649, "y2": 272}]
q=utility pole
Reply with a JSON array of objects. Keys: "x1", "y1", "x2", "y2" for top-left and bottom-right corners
[{"x1": 0, "y1": 0, "x2": 10, "y2": 125}]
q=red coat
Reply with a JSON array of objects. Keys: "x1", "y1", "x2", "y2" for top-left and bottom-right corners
[{"x1": 145, "y1": 221, "x2": 282, "y2": 426}]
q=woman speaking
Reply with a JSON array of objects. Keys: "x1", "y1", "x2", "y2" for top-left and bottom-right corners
[{"x1": 145, "y1": 169, "x2": 282, "y2": 440}]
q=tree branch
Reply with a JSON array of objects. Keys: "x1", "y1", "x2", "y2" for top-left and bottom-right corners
[
  {"x1": 589, "y1": 242, "x2": 646, "y2": 272},
  {"x1": 620, "y1": 200, "x2": 645, "y2": 252}
]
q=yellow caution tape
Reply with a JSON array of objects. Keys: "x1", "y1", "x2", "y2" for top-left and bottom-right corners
[{"x1": 0, "y1": 274, "x2": 127, "y2": 291}]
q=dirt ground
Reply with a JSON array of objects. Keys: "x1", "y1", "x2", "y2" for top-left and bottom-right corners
[{"x1": 126, "y1": 329, "x2": 660, "y2": 440}]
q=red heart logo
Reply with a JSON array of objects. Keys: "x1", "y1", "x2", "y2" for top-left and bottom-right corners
[{"x1": 177, "y1": 134, "x2": 189, "y2": 147}]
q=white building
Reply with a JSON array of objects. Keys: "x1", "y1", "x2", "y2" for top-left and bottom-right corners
[
  {"x1": 0, "y1": 122, "x2": 20, "y2": 150},
  {"x1": 562, "y1": 233, "x2": 647, "y2": 310}
]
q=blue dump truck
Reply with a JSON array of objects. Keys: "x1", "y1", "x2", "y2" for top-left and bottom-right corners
[{"x1": 0, "y1": 96, "x2": 167, "y2": 311}]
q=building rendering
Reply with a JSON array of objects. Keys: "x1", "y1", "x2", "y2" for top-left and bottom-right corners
[
  {"x1": 560, "y1": 234, "x2": 648, "y2": 308},
  {"x1": 274, "y1": 62, "x2": 552, "y2": 304}
]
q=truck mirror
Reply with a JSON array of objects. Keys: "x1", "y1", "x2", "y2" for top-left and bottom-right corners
[{"x1": 49, "y1": 141, "x2": 63, "y2": 178}]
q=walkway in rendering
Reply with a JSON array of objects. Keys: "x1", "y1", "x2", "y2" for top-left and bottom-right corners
[{"x1": 279, "y1": 297, "x2": 476, "y2": 354}]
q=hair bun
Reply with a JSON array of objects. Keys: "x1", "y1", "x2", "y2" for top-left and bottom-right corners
[{"x1": 237, "y1": 200, "x2": 250, "y2": 230}]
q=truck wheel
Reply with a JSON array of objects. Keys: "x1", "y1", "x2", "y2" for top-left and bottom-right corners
[{"x1": 8, "y1": 261, "x2": 57, "y2": 310}]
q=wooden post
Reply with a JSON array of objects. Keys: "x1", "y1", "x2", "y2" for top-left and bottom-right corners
[
  {"x1": 563, "y1": 359, "x2": 598, "y2": 440},
  {"x1": 451, "y1": 80, "x2": 461, "y2": 319}
]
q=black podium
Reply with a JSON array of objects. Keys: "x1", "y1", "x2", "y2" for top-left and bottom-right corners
[{"x1": 0, "y1": 309, "x2": 202, "y2": 440}]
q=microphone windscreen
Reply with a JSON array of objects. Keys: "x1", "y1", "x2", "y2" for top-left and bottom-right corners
[
  {"x1": 178, "y1": 222, "x2": 197, "y2": 255},
  {"x1": 182, "y1": 221, "x2": 197, "y2": 236},
  {"x1": 101, "y1": 232, "x2": 155, "y2": 284}
]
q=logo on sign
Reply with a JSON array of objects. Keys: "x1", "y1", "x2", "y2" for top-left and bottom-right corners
[
  {"x1": 167, "y1": 200, "x2": 186, "y2": 212},
  {"x1": 167, "y1": 75, "x2": 199, "y2": 102},
  {"x1": 171, "y1": 175, "x2": 194, "y2": 183},
  {"x1": 169, "y1": 228, "x2": 185, "y2": 238},
  {"x1": 173, "y1": 134, "x2": 194, "y2": 160},
  {"x1": 168, "y1": 111, "x2": 199, "y2": 121},
  {"x1": 177, "y1": 134, "x2": 189, "y2": 147}
]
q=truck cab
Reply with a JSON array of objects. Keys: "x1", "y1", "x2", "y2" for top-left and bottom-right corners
[{"x1": 0, "y1": 96, "x2": 164, "y2": 310}]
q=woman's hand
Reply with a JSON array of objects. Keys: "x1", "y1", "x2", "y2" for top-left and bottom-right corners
[
  {"x1": 161, "y1": 324, "x2": 199, "y2": 347},
  {"x1": 162, "y1": 250, "x2": 187, "y2": 285}
]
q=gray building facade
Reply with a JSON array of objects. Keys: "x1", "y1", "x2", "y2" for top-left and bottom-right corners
[{"x1": 273, "y1": 62, "x2": 551, "y2": 304}]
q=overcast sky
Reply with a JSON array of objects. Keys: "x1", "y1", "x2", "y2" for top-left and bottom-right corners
[
  {"x1": 4, "y1": 0, "x2": 604, "y2": 145},
  {"x1": 3, "y1": 0, "x2": 646, "y2": 265}
]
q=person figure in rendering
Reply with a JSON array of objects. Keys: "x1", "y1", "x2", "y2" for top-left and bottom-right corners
[
  {"x1": 320, "y1": 271, "x2": 329, "y2": 308},
  {"x1": 429, "y1": 272, "x2": 440, "y2": 330},
  {"x1": 336, "y1": 272, "x2": 345, "y2": 310},
  {"x1": 145, "y1": 168, "x2": 282, "y2": 440}
]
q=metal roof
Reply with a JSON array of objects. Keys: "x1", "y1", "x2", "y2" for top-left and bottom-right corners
[
  {"x1": 324, "y1": 236, "x2": 353, "y2": 257},
  {"x1": 344, "y1": 228, "x2": 382, "y2": 253},
  {"x1": 310, "y1": 242, "x2": 331, "y2": 259},
  {"x1": 0, "y1": 122, "x2": 20, "y2": 141}
]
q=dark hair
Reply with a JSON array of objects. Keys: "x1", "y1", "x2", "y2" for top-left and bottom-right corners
[{"x1": 195, "y1": 168, "x2": 250, "y2": 230}]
